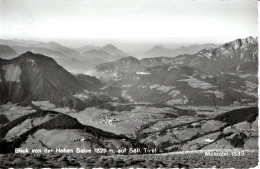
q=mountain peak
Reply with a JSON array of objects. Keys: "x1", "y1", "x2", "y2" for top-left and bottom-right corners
[
  {"x1": 101, "y1": 44, "x2": 128, "y2": 56},
  {"x1": 152, "y1": 45, "x2": 166, "y2": 49},
  {"x1": 120, "y1": 56, "x2": 139, "y2": 61},
  {"x1": 226, "y1": 36, "x2": 258, "y2": 50},
  {"x1": 245, "y1": 36, "x2": 257, "y2": 44},
  {"x1": 13, "y1": 51, "x2": 58, "y2": 67},
  {"x1": 84, "y1": 48, "x2": 110, "y2": 55},
  {"x1": 46, "y1": 41, "x2": 61, "y2": 46},
  {"x1": 103, "y1": 44, "x2": 116, "y2": 48},
  {"x1": 18, "y1": 51, "x2": 55, "y2": 60},
  {"x1": 144, "y1": 45, "x2": 173, "y2": 57},
  {"x1": 24, "y1": 51, "x2": 33, "y2": 55}
]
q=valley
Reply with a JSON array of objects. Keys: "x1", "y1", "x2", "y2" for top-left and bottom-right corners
[{"x1": 0, "y1": 36, "x2": 258, "y2": 168}]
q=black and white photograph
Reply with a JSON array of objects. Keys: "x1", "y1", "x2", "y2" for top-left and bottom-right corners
[{"x1": 0, "y1": 0, "x2": 258, "y2": 168}]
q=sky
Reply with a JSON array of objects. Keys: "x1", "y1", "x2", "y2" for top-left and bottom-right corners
[{"x1": 0, "y1": 0, "x2": 258, "y2": 45}]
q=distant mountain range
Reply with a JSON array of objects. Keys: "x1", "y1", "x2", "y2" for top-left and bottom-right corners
[
  {"x1": 96, "y1": 37, "x2": 258, "y2": 106},
  {"x1": 0, "y1": 39, "x2": 80, "y2": 60},
  {"x1": 0, "y1": 39, "x2": 130, "y2": 73},
  {"x1": 141, "y1": 43, "x2": 219, "y2": 58},
  {"x1": 80, "y1": 44, "x2": 127, "y2": 66},
  {"x1": 75, "y1": 44, "x2": 128, "y2": 57},
  {"x1": 64, "y1": 44, "x2": 129, "y2": 73},
  {"x1": 102, "y1": 44, "x2": 128, "y2": 56},
  {"x1": 0, "y1": 39, "x2": 222, "y2": 74},
  {"x1": 143, "y1": 45, "x2": 174, "y2": 58},
  {"x1": 0, "y1": 36, "x2": 257, "y2": 108}
]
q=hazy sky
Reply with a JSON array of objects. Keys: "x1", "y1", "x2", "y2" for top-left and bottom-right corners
[{"x1": 0, "y1": 0, "x2": 258, "y2": 44}]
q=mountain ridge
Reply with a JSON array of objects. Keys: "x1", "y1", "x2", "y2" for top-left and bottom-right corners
[{"x1": 141, "y1": 43, "x2": 219, "y2": 58}]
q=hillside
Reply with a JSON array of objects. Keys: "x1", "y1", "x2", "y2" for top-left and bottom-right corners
[
  {"x1": 96, "y1": 56, "x2": 144, "y2": 74},
  {"x1": 0, "y1": 103, "x2": 257, "y2": 161},
  {"x1": 96, "y1": 37, "x2": 258, "y2": 106},
  {"x1": 141, "y1": 44, "x2": 219, "y2": 58},
  {"x1": 74, "y1": 74, "x2": 104, "y2": 91},
  {"x1": 0, "y1": 109, "x2": 140, "y2": 154},
  {"x1": 0, "y1": 52, "x2": 106, "y2": 110}
]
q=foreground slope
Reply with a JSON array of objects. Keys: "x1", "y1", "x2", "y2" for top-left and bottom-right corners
[
  {"x1": 0, "y1": 108, "x2": 141, "y2": 154},
  {"x1": 0, "y1": 104, "x2": 258, "y2": 168}
]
